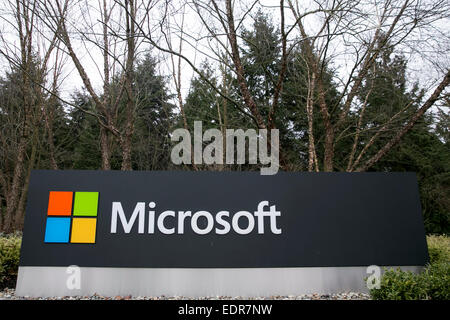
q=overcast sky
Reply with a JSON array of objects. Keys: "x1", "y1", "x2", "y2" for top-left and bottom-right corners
[{"x1": 0, "y1": 0, "x2": 449, "y2": 112}]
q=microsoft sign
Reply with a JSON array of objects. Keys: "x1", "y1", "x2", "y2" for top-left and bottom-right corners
[
  {"x1": 110, "y1": 200, "x2": 281, "y2": 235},
  {"x1": 16, "y1": 170, "x2": 429, "y2": 297}
]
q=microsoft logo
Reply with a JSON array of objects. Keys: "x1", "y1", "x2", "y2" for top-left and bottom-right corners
[{"x1": 44, "y1": 191, "x2": 99, "y2": 243}]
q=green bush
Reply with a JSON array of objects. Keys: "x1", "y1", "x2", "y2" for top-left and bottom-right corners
[
  {"x1": 0, "y1": 233, "x2": 22, "y2": 289},
  {"x1": 427, "y1": 235, "x2": 450, "y2": 264},
  {"x1": 423, "y1": 262, "x2": 450, "y2": 300},
  {"x1": 370, "y1": 267, "x2": 429, "y2": 300},
  {"x1": 370, "y1": 235, "x2": 450, "y2": 300}
]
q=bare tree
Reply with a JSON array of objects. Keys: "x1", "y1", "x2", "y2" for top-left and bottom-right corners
[
  {"x1": 38, "y1": 0, "x2": 144, "y2": 170},
  {"x1": 0, "y1": 0, "x2": 62, "y2": 231},
  {"x1": 127, "y1": 0, "x2": 449, "y2": 172},
  {"x1": 287, "y1": 0, "x2": 450, "y2": 171}
]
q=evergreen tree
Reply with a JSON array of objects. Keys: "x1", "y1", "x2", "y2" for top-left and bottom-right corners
[
  {"x1": 67, "y1": 92, "x2": 103, "y2": 170},
  {"x1": 132, "y1": 54, "x2": 175, "y2": 170},
  {"x1": 357, "y1": 45, "x2": 449, "y2": 233}
]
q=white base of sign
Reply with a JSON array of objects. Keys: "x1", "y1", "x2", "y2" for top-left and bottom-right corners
[{"x1": 15, "y1": 266, "x2": 422, "y2": 298}]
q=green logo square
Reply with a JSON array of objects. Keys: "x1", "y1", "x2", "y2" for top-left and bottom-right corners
[{"x1": 73, "y1": 192, "x2": 99, "y2": 216}]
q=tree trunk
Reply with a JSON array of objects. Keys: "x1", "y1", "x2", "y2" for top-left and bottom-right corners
[
  {"x1": 306, "y1": 72, "x2": 317, "y2": 171},
  {"x1": 43, "y1": 102, "x2": 58, "y2": 170},
  {"x1": 317, "y1": 78, "x2": 334, "y2": 171},
  {"x1": 120, "y1": 133, "x2": 133, "y2": 171},
  {"x1": 121, "y1": 0, "x2": 135, "y2": 171},
  {"x1": 4, "y1": 135, "x2": 27, "y2": 233},
  {"x1": 13, "y1": 121, "x2": 39, "y2": 230},
  {"x1": 100, "y1": 127, "x2": 111, "y2": 170},
  {"x1": 225, "y1": 0, "x2": 266, "y2": 129}
]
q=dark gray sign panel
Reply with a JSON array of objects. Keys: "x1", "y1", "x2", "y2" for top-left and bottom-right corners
[{"x1": 19, "y1": 170, "x2": 429, "y2": 268}]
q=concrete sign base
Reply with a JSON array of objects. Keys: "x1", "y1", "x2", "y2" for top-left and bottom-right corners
[{"x1": 16, "y1": 266, "x2": 422, "y2": 298}]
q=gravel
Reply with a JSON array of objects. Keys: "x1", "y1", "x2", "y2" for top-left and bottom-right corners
[{"x1": 0, "y1": 288, "x2": 370, "y2": 300}]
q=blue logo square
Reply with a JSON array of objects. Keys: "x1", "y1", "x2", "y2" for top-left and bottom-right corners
[{"x1": 44, "y1": 217, "x2": 71, "y2": 243}]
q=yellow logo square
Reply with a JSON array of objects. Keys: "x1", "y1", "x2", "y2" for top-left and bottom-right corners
[{"x1": 70, "y1": 218, "x2": 97, "y2": 243}]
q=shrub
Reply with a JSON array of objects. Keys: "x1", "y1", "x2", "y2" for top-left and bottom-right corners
[
  {"x1": 422, "y1": 262, "x2": 450, "y2": 300},
  {"x1": 370, "y1": 268, "x2": 428, "y2": 300},
  {"x1": 370, "y1": 235, "x2": 449, "y2": 300},
  {"x1": 0, "y1": 233, "x2": 22, "y2": 290},
  {"x1": 427, "y1": 235, "x2": 450, "y2": 265}
]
